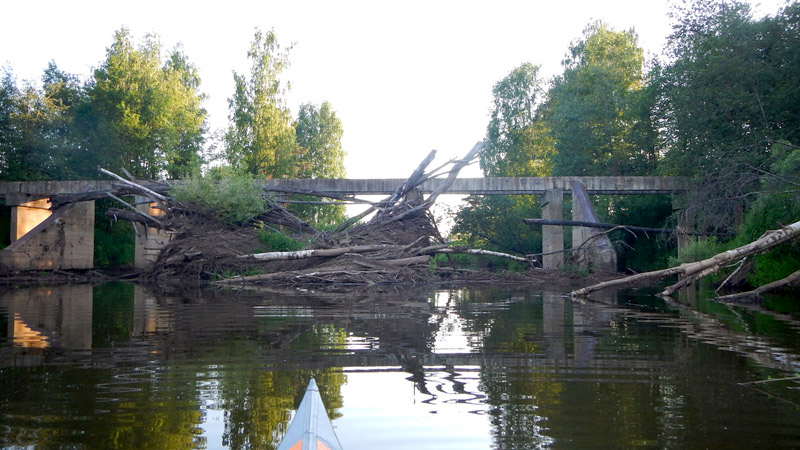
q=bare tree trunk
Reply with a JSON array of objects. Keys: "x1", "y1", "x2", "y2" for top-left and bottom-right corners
[
  {"x1": 237, "y1": 245, "x2": 403, "y2": 261},
  {"x1": 570, "y1": 220, "x2": 800, "y2": 298},
  {"x1": 715, "y1": 269, "x2": 800, "y2": 302}
]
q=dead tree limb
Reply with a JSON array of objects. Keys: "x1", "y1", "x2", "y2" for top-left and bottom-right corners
[
  {"x1": 236, "y1": 244, "x2": 403, "y2": 261},
  {"x1": 98, "y1": 168, "x2": 168, "y2": 201},
  {"x1": 106, "y1": 192, "x2": 164, "y2": 227},
  {"x1": 105, "y1": 208, "x2": 165, "y2": 228},
  {"x1": 570, "y1": 219, "x2": 800, "y2": 298},
  {"x1": 412, "y1": 244, "x2": 530, "y2": 264},
  {"x1": 715, "y1": 269, "x2": 800, "y2": 302},
  {"x1": 523, "y1": 218, "x2": 728, "y2": 236}
]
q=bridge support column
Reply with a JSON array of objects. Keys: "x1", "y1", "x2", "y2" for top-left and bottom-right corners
[
  {"x1": 0, "y1": 195, "x2": 94, "y2": 270},
  {"x1": 541, "y1": 189, "x2": 564, "y2": 269},
  {"x1": 133, "y1": 197, "x2": 171, "y2": 269},
  {"x1": 570, "y1": 181, "x2": 617, "y2": 271}
]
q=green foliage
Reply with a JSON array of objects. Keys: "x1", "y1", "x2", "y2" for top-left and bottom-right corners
[
  {"x1": 256, "y1": 229, "x2": 305, "y2": 252},
  {"x1": 736, "y1": 192, "x2": 800, "y2": 286},
  {"x1": 170, "y1": 175, "x2": 266, "y2": 225},
  {"x1": 0, "y1": 28, "x2": 206, "y2": 181},
  {"x1": 594, "y1": 195, "x2": 674, "y2": 271},
  {"x1": 452, "y1": 195, "x2": 542, "y2": 257},
  {"x1": 480, "y1": 63, "x2": 553, "y2": 177},
  {"x1": 547, "y1": 21, "x2": 657, "y2": 176},
  {"x1": 296, "y1": 101, "x2": 345, "y2": 179},
  {"x1": 225, "y1": 28, "x2": 299, "y2": 177},
  {"x1": 291, "y1": 101, "x2": 347, "y2": 227},
  {"x1": 668, "y1": 237, "x2": 729, "y2": 266},
  {"x1": 79, "y1": 28, "x2": 206, "y2": 179},
  {"x1": 94, "y1": 199, "x2": 134, "y2": 269},
  {"x1": 0, "y1": 65, "x2": 80, "y2": 180}
]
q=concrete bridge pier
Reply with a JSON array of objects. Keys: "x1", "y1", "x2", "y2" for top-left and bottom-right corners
[
  {"x1": 133, "y1": 197, "x2": 171, "y2": 269},
  {"x1": 0, "y1": 194, "x2": 95, "y2": 270},
  {"x1": 541, "y1": 189, "x2": 565, "y2": 269}
]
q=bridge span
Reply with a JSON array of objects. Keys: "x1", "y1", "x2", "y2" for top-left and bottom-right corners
[{"x1": 0, "y1": 177, "x2": 687, "y2": 272}]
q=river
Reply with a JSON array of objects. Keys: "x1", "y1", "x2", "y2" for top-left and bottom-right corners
[{"x1": 1, "y1": 281, "x2": 799, "y2": 449}]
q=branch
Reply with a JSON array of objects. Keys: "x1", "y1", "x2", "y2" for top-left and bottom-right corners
[
  {"x1": 106, "y1": 192, "x2": 163, "y2": 227},
  {"x1": 523, "y1": 218, "x2": 728, "y2": 237},
  {"x1": 715, "y1": 269, "x2": 800, "y2": 302}
]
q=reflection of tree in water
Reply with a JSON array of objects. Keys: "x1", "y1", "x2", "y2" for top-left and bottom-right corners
[
  {"x1": 0, "y1": 364, "x2": 205, "y2": 449},
  {"x1": 219, "y1": 324, "x2": 347, "y2": 450}
]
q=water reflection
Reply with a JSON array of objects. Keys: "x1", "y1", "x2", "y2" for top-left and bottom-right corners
[{"x1": 0, "y1": 283, "x2": 799, "y2": 449}]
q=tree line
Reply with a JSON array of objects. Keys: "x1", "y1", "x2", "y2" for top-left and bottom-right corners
[
  {"x1": 0, "y1": 27, "x2": 344, "y2": 183},
  {"x1": 454, "y1": 0, "x2": 799, "y2": 284}
]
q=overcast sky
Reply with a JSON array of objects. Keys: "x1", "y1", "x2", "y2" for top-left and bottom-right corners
[{"x1": 2, "y1": 0, "x2": 787, "y2": 179}]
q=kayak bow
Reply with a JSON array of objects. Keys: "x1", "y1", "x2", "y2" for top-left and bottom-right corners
[{"x1": 277, "y1": 378, "x2": 344, "y2": 450}]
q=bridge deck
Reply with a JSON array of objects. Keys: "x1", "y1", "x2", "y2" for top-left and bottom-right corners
[{"x1": 0, "y1": 176, "x2": 686, "y2": 197}]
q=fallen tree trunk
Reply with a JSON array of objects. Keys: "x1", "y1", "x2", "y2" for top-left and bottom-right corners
[
  {"x1": 523, "y1": 218, "x2": 727, "y2": 236},
  {"x1": 570, "y1": 219, "x2": 800, "y2": 298},
  {"x1": 429, "y1": 247, "x2": 530, "y2": 263},
  {"x1": 236, "y1": 245, "x2": 403, "y2": 261},
  {"x1": 715, "y1": 269, "x2": 800, "y2": 302}
]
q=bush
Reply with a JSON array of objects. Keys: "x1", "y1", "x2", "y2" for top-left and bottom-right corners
[
  {"x1": 257, "y1": 229, "x2": 305, "y2": 252},
  {"x1": 736, "y1": 192, "x2": 800, "y2": 286},
  {"x1": 668, "y1": 236, "x2": 730, "y2": 266},
  {"x1": 170, "y1": 175, "x2": 267, "y2": 225},
  {"x1": 94, "y1": 199, "x2": 134, "y2": 269}
]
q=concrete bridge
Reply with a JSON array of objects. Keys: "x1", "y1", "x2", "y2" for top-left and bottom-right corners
[{"x1": 0, "y1": 176, "x2": 687, "y2": 272}]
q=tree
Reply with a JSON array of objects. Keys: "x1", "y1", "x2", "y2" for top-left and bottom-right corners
[
  {"x1": 225, "y1": 28, "x2": 298, "y2": 178},
  {"x1": 456, "y1": 64, "x2": 551, "y2": 259},
  {"x1": 547, "y1": 22, "x2": 656, "y2": 176},
  {"x1": 293, "y1": 101, "x2": 346, "y2": 226},
  {"x1": 480, "y1": 63, "x2": 553, "y2": 178},
  {"x1": 295, "y1": 102, "x2": 345, "y2": 179},
  {"x1": 0, "y1": 65, "x2": 79, "y2": 180},
  {"x1": 656, "y1": 0, "x2": 800, "y2": 233},
  {"x1": 80, "y1": 28, "x2": 206, "y2": 179}
]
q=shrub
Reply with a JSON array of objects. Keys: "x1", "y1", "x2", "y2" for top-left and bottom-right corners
[
  {"x1": 257, "y1": 229, "x2": 305, "y2": 252},
  {"x1": 170, "y1": 175, "x2": 266, "y2": 225}
]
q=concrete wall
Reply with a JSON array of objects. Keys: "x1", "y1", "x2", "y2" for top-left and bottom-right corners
[
  {"x1": 0, "y1": 197, "x2": 94, "y2": 270},
  {"x1": 133, "y1": 197, "x2": 171, "y2": 269}
]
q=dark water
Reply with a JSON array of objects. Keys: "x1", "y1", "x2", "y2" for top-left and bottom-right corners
[{"x1": 1, "y1": 282, "x2": 799, "y2": 449}]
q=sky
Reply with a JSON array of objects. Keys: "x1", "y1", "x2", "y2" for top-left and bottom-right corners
[{"x1": 1, "y1": 0, "x2": 788, "y2": 180}]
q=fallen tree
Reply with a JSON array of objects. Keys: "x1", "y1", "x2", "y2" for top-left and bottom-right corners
[{"x1": 569, "y1": 219, "x2": 800, "y2": 299}]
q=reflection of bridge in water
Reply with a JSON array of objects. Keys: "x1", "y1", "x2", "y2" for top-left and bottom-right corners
[
  {"x1": 0, "y1": 176, "x2": 687, "y2": 271},
  {"x1": 2, "y1": 284, "x2": 797, "y2": 375}
]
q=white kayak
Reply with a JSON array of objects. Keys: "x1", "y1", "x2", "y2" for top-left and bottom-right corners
[{"x1": 277, "y1": 378, "x2": 344, "y2": 450}]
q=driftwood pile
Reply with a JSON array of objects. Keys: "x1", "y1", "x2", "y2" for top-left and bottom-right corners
[{"x1": 82, "y1": 142, "x2": 535, "y2": 286}]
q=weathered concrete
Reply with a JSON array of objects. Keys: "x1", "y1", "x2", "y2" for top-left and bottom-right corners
[
  {"x1": 0, "y1": 176, "x2": 688, "y2": 198},
  {"x1": 541, "y1": 189, "x2": 564, "y2": 269},
  {"x1": 570, "y1": 181, "x2": 617, "y2": 271},
  {"x1": 258, "y1": 176, "x2": 687, "y2": 195},
  {"x1": 133, "y1": 197, "x2": 171, "y2": 269},
  {"x1": 0, "y1": 195, "x2": 94, "y2": 270}
]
